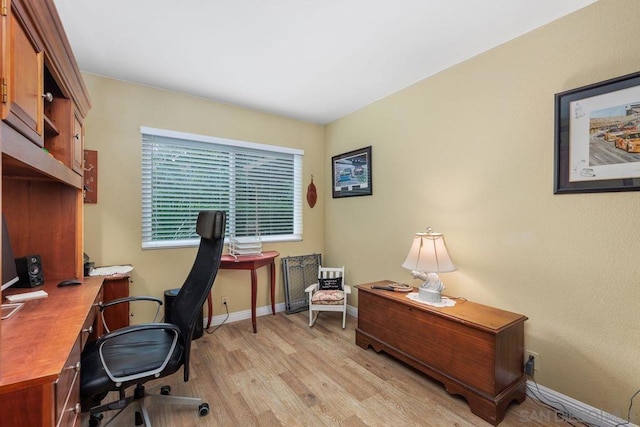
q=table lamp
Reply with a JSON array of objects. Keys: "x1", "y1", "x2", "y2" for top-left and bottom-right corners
[{"x1": 402, "y1": 228, "x2": 457, "y2": 303}]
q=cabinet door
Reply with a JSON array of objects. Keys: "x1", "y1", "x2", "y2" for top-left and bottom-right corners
[
  {"x1": 103, "y1": 277, "x2": 130, "y2": 331},
  {"x1": 72, "y1": 112, "x2": 83, "y2": 174},
  {"x1": 1, "y1": 3, "x2": 44, "y2": 146}
]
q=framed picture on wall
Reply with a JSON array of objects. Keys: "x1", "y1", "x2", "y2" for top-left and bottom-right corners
[
  {"x1": 554, "y1": 70, "x2": 640, "y2": 193},
  {"x1": 332, "y1": 146, "x2": 372, "y2": 198}
]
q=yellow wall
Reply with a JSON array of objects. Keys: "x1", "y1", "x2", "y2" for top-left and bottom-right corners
[
  {"x1": 82, "y1": 74, "x2": 325, "y2": 323},
  {"x1": 83, "y1": 0, "x2": 640, "y2": 420},
  {"x1": 324, "y1": 0, "x2": 639, "y2": 420}
]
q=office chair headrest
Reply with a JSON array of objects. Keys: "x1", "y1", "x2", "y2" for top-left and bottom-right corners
[{"x1": 196, "y1": 211, "x2": 225, "y2": 240}]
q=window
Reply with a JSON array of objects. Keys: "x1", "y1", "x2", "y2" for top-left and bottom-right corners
[{"x1": 141, "y1": 127, "x2": 303, "y2": 249}]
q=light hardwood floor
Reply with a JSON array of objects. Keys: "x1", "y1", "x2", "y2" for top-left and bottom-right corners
[{"x1": 92, "y1": 312, "x2": 565, "y2": 426}]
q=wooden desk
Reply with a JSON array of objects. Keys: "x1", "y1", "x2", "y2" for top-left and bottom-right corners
[
  {"x1": 207, "y1": 251, "x2": 279, "y2": 333},
  {"x1": 0, "y1": 276, "x2": 104, "y2": 426},
  {"x1": 356, "y1": 281, "x2": 527, "y2": 425}
]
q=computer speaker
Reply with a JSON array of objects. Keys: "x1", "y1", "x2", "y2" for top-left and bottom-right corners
[{"x1": 15, "y1": 254, "x2": 44, "y2": 288}]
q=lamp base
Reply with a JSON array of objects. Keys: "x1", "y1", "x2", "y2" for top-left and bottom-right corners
[{"x1": 418, "y1": 288, "x2": 442, "y2": 303}]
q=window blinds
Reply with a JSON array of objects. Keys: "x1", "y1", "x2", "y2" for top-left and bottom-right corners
[{"x1": 141, "y1": 127, "x2": 303, "y2": 249}]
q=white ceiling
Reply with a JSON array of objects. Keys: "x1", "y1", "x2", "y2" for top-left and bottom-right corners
[{"x1": 53, "y1": 0, "x2": 598, "y2": 125}]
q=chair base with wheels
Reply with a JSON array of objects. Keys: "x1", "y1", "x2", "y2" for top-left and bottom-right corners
[
  {"x1": 305, "y1": 266, "x2": 350, "y2": 329},
  {"x1": 87, "y1": 384, "x2": 210, "y2": 426}
]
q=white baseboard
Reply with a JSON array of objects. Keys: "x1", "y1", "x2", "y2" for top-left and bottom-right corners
[
  {"x1": 205, "y1": 303, "x2": 359, "y2": 327},
  {"x1": 525, "y1": 380, "x2": 635, "y2": 427},
  {"x1": 205, "y1": 301, "x2": 286, "y2": 326},
  {"x1": 347, "y1": 304, "x2": 358, "y2": 318},
  {"x1": 203, "y1": 305, "x2": 632, "y2": 427}
]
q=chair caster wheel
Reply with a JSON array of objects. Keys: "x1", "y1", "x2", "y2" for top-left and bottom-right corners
[
  {"x1": 89, "y1": 413, "x2": 103, "y2": 427},
  {"x1": 135, "y1": 411, "x2": 144, "y2": 426},
  {"x1": 199, "y1": 402, "x2": 210, "y2": 416},
  {"x1": 160, "y1": 385, "x2": 171, "y2": 395}
]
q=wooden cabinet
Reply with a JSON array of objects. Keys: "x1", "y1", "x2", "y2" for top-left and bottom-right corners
[
  {"x1": 0, "y1": 0, "x2": 90, "y2": 162},
  {"x1": 43, "y1": 96, "x2": 85, "y2": 174},
  {"x1": 0, "y1": 0, "x2": 91, "y2": 283},
  {"x1": 1, "y1": 0, "x2": 44, "y2": 145},
  {"x1": 356, "y1": 281, "x2": 528, "y2": 426},
  {"x1": 0, "y1": 0, "x2": 92, "y2": 425},
  {"x1": 102, "y1": 274, "x2": 131, "y2": 331}
]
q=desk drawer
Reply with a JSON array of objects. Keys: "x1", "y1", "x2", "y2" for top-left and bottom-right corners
[
  {"x1": 83, "y1": 288, "x2": 103, "y2": 347},
  {"x1": 55, "y1": 335, "x2": 81, "y2": 426},
  {"x1": 56, "y1": 288, "x2": 102, "y2": 426}
]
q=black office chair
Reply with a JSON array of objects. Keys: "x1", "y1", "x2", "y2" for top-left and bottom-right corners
[{"x1": 81, "y1": 210, "x2": 226, "y2": 426}]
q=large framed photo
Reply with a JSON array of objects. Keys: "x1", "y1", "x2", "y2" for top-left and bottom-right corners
[
  {"x1": 554, "y1": 71, "x2": 640, "y2": 194},
  {"x1": 332, "y1": 146, "x2": 372, "y2": 198}
]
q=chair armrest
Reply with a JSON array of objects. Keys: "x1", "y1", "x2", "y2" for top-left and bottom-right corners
[
  {"x1": 100, "y1": 296, "x2": 163, "y2": 332},
  {"x1": 96, "y1": 322, "x2": 181, "y2": 385},
  {"x1": 343, "y1": 284, "x2": 352, "y2": 294},
  {"x1": 100, "y1": 296, "x2": 162, "y2": 310},
  {"x1": 305, "y1": 283, "x2": 318, "y2": 293},
  {"x1": 94, "y1": 322, "x2": 180, "y2": 345}
]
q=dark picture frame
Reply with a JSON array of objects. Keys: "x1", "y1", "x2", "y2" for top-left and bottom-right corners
[
  {"x1": 554, "y1": 71, "x2": 640, "y2": 194},
  {"x1": 332, "y1": 146, "x2": 372, "y2": 198}
]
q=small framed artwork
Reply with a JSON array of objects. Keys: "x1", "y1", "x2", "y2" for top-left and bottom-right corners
[
  {"x1": 332, "y1": 146, "x2": 372, "y2": 198},
  {"x1": 84, "y1": 149, "x2": 98, "y2": 203},
  {"x1": 554, "y1": 71, "x2": 640, "y2": 194}
]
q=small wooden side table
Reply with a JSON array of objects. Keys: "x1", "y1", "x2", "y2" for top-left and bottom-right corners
[{"x1": 207, "y1": 251, "x2": 279, "y2": 333}]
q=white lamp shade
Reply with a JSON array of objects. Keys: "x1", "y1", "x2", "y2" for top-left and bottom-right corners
[{"x1": 402, "y1": 231, "x2": 457, "y2": 273}]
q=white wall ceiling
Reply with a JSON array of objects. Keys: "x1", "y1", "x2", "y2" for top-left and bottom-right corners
[{"x1": 53, "y1": 0, "x2": 598, "y2": 124}]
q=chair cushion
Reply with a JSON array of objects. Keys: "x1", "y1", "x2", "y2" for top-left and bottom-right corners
[
  {"x1": 318, "y1": 277, "x2": 343, "y2": 290},
  {"x1": 311, "y1": 290, "x2": 344, "y2": 304},
  {"x1": 81, "y1": 328, "x2": 184, "y2": 409}
]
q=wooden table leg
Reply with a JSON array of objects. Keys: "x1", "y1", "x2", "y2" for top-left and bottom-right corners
[
  {"x1": 270, "y1": 261, "x2": 276, "y2": 315},
  {"x1": 251, "y1": 269, "x2": 258, "y2": 333},
  {"x1": 218, "y1": 251, "x2": 279, "y2": 334}
]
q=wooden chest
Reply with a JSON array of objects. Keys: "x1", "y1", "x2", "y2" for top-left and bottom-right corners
[{"x1": 355, "y1": 281, "x2": 527, "y2": 425}]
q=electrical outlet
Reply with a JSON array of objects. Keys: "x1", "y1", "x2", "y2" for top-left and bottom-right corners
[
  {"x1": 221, "y1": 296, "x2": 229, "y2": 306},
  {"x1": 525, "y1": 350, "x2": 540, "y2": 373}
]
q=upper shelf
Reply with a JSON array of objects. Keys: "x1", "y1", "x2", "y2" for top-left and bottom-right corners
[
  {"x1": 43, "y1": 114, "x2": 60, "y2": 137},
  {"x1": 2, "y1": 123, "x2": 82, "y2": 189}
]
